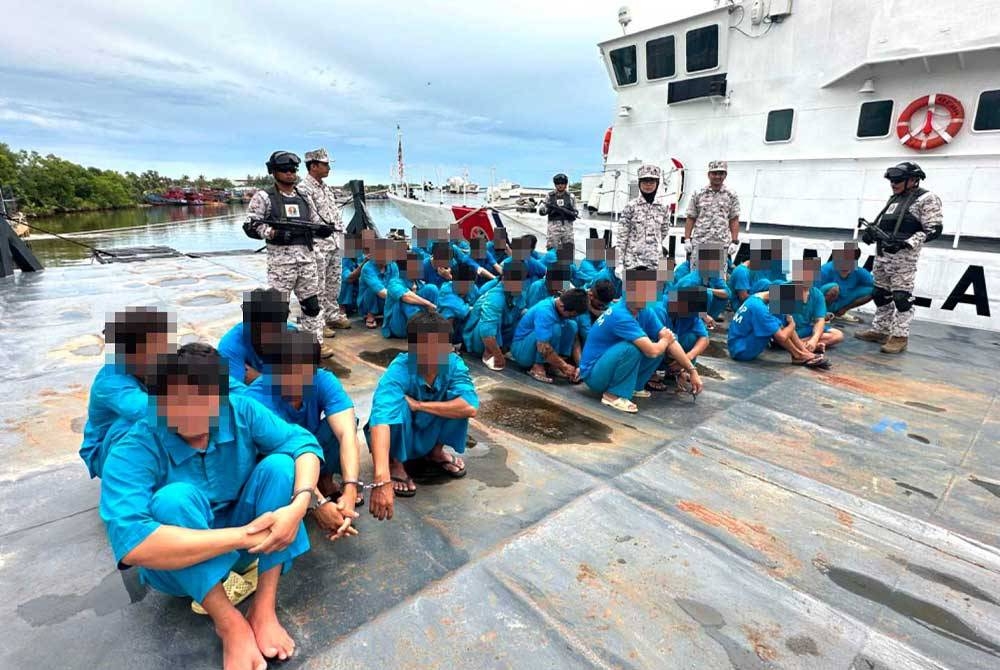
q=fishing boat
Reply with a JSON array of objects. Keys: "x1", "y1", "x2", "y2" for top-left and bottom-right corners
[{"x1": 587, "y1": 0, "x2": 999, "y2": 330}]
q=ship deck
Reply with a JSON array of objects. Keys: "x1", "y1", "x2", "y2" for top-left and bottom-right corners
[{"x1": 2, "y1": 253, "x2": 999, "y2": 669}]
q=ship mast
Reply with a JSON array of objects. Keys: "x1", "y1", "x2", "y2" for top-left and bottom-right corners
[{"x1": 396, "y1": 125, "x2": 405, "y2": 192}]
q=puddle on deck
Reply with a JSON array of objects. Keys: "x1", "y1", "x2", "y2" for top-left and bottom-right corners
[
  {"x1": 358, "y1": 348, "x2": 405, "y2": 369},
  {"x1": 478, "y1": 387, "x2": 612, "y2": 444},
  {"x1": 320, "y1": 357, "x2": 353, "y2": 378},
  {"x1": 178, "y1": 292, "x2": 231, "y2": 307},
  {"x1": 702, "y1": 339, "x2": 729, "y2": 358},
  {"x1": 153, "y1": 277, "x2": 199, "y2": 287}
]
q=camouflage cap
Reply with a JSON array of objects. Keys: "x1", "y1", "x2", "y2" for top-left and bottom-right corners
[
  {"x1": 708, "y1": 160, "x2": 728, "y2": 173},
  {"x1": 304, "y1": 148, "x2": 331, "y2": 164},
  {"x1": 637, "y1": 164, "x2": 661, "y2": 180}
]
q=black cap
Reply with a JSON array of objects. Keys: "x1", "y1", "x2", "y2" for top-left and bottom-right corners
[{"x1": 553, "y1": 173, "x2": 569, "y2": 185}]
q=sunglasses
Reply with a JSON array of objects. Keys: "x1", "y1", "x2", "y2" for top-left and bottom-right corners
[
  {"x1": 275, "y1": 166, "x2": 298, "y2": 173},
  {"x1": 888, "y1": 177, "x2": 906, "y2": 184}
]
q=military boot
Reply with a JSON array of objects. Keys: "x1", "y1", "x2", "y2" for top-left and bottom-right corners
[
  {"x1": 320, "y1": 342, "x2": 335, "y2": 359},
  {"x1": 323, "y1": 326, "x2": 337, "y2": 338},
  {"x1": 327, "y1": 316, "x2": 353, "y2": 330},
  {"x1": 854, "y1": 329, "x2": 889, "y2": 344},
  {"x1": 880, "y1": 336, "x2": 908, "y2": 354}
]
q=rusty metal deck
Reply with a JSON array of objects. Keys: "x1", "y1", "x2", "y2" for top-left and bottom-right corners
[{"x1": 1, "y1": 254, "x2": 999, "y2": 669}]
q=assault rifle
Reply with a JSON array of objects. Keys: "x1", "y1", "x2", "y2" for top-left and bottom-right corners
[
  {"x1": 540, "y1": 201, "x2": 579, "y2": 221},
  {"x1": 856, "y1": 217, "x2": 892, "y2": 245},
  {"x1": 243, "y1": 217, "x2": 334, "y2": 241}
]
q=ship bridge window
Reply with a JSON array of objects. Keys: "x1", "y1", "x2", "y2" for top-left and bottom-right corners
[
  {"x1": 973, "y1": 89, "x2": 1000, "y2": 131},
  {"x1": 686, "y1": 25, "x2": 719, "y2": 73},
  {"x1": 646, "y1": 36, "x2": 676, "y2": 80},
  {"x1": 610, "y1": 45, "x2": 637, "y2": 86},
  {"x1": 765, "y1": 108, "x2": 794, "y2": 143},
  {"x1": 857, "y1": 100, "x2": 894, "y2": 138}
]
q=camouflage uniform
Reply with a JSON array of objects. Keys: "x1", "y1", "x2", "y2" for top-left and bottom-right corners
[
  {"x1": 245, "y1": 189, "x2": 325, "y2": 343},
  {"x1": 539, "y1": 190, "x2": 578, "y2": 249},
  {"x1": 298, "y1": 168, "x2": 346, "y2": 324},
  {"x1": 618, "y1": 164, "x2": 670, "y2": 270},
  {"x1": 870, "y1": 190, "x2": 943, "y2": 338},
  {"x1": 685, "y1": 184, "x2": 740, "y2": 245}
]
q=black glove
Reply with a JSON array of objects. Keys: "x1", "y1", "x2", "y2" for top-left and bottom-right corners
[
  {"x1": 880, "y1": 238, "x2": 904, "y2": 254},
  {"x1": 313, "y1": 224, "x2": 334, "y2": 239},
  {"x1": 271, "y1": 229, "x2": 296, "y2": 244},
  {"x1": 860, "y1": 228, "x2": 876, "y2": 245},
  {"x1": 925, "y1": 224, "x2": 943, "y2": 243}
]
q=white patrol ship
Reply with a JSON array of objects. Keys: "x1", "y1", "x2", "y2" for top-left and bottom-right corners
[{"x1": 584, "y1": 0, "x2": 1000, "y2": 331}]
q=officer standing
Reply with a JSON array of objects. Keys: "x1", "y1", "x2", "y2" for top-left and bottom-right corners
[
  {"x1": 298, "y1": 148, "x2": 352, "y2": 334},
  {"x1": 539, "y1": 173, "x2": 578, "y2": 250},
  {"x1": 684, "y1": 160, "x2": 741, "y2": 259},
  {"x1": 618, "y1": 164, "x2": 670, "y2": 271},
  {"x1": 243, "y1": 150, "x2": 334, "y2": 358},
  {"x1": 855, "y1": 162, "x2": 943, "y2": 354}
]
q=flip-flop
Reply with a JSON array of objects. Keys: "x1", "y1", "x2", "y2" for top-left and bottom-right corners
[
  {"x1": 482, "y1": 355, "x2": 503, "y2": 371},
  {"x1": 805, "y1": 356, "x2": 832, "y2": 370},
  {"x1": 632, "y1": 389, "x2": 652, "y2": 398},
  {"x1": 365, "y1": 316, "x2": 378, "y2": 329},
  {"x1": 391, "y1": 476, "x2": 417, "y2": 497},
  {"x1": 646, "y1": 379, "x2": 670, "y2": 392},
  {"x1": 602, "y1": 395, "x2": 638, "y2": 413},
  {"x1": 528, "y1": 369, "x2": 553, "y2": 384},
  {"x1": 428, "y1": 453, "x2": 467, "y2": 478}
]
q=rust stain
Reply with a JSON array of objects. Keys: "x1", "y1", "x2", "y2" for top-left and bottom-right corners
[
  {"x1": 689, "y1": 447, "x2": 703, "y2": 457},
  {"x1": 676, "y1": 501, "x2": 802, "y2": 577},
  {"x1": 835, "y1": 510, "x2": 854, "y2": 529},
  {"x1": 741, "y1": 624, "x2": 780, "y2": 662},
  {"x1": 820, "y1": 372, "x2": 982, "y2": 412},
  {"x1": 576, "y1": 562, "x2": 599, "y2": 584}
]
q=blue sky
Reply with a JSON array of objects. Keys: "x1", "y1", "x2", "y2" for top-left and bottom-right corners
[{"x1": 1, "y1": 1, "x2": 705, "y2": 186}]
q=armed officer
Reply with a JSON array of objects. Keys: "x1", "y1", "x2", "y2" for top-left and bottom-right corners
[
  {"x1": 618, "y1": 164, "x2": 670, "y2": 272},
  {"x1": 539, "y1": 173, "x2": 578, "y2": 250},
  {"x1": 684, "y1": 160, "x2": 741, "y2": 260},
  {"x1": 298, "y1": 148, "x2": 353, "y2": 335},
  {"x1": 243, "y1": 151, "x2": 335, "y2": 358},
  {"x1": 855, "y1": 161, "x2": 943, "y2": 354}
]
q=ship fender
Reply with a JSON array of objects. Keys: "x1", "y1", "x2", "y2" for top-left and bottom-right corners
[{"x1": 896, "y1": 94, "x2": 965, "y2": 151}]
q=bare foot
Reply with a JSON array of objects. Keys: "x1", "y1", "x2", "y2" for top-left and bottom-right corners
[
  {"x1": 389, "y1": 459, "x2": 416, "y2": 494},
  {"x1": 246, "y1": 607, "x2": 296, "y2": 661},
  {"x1": 428, "y1": 445, "x2": 465, "y2": 474},
  {"x1": 216, "y1": 613, "x2": 266, "y2": 670}
]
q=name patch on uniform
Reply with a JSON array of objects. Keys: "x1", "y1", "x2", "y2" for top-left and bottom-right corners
[
  {"x1": 885, "y1": 203, "x2": 899, "y2": 215},
  {"x1": 284, "y1": 204, "x2": 301, "y2": 218},
  {"x1": 556, "y1": 199, "x2": 565, "y2": 207}
]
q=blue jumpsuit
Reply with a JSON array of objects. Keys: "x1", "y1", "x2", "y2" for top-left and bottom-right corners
[
  {"x1": 381, "y1": 275, "x2": 440, "y2": 339},
  {"x1": 787, "y1": 284, "x2": 831, "y2": 339},
  {"x1": 363, "y1": 352, "x2": 480, "y2": 462},
  {"x1": 242, "y1": 369, "x2": 354, "y2": 475},
  {"x1": 728, "y1": 264, "x2": 787, "y2": 309},
  {"x1": 819, "y1": 261, "x2": 874, "y2": 313},
  {"x1": 99, "y1": 394, "x2": 323, "y2": 603},
  {"x1": 358, "y1": 261, "x2": 399, "y2": 317},
  {"x1": 579, "y1": 302, "x2": 665, "y2": 399},
  {"x1": 462, "y1": 283, "x2": 525, "y2": 355},
  {"x1": 80, "y1": 361, "x2": 150, "y2": 479},
  {"x1": 727, "y1": 296, "x2": 784, "y2": 361},
  {"x1": 217, "y1": 321, "x2": 296, "y2": 391},
  {"x1": 674, "y1": 268, "x2": 731, "y2": 320},
  {"x1": 509, "y1": 297, "x2": 578, "y2": 368}
]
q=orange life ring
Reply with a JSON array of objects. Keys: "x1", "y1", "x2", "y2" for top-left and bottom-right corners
[
  {"x1": 602, "y1": 126, "x2": 612, "y2": 160},
  {"x1": 896, "y1": 94, "x2": 964, "y2": 151}
]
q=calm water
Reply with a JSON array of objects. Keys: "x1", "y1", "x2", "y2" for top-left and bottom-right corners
[{"x1": 23, "y1": 196, "x2": 480, "y2": 267}]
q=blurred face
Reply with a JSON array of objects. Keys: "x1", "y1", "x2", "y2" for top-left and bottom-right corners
[
  {"x1": 412, "y1": 331, "x2": 451, "y2": 374},
  {"x1": 708, "y1": 170, "x2": 726, "y2": 188},
  {"x1": 834, "y1": 249, "x2": 857, "y2": 277},
  {"x1": 586, "y1": 238, "x2": 604, "y2": 261},
  {"x1": 638, "y1": 178, "x2": 658, "y2": 194},
  {"x1": 454, "y1": 279, "x2": 472, "y2": 296},
  {"x1": 493, "y1": 231, "x2": 508, "y2": 252},
  {"x1": 792, "y1": 259, "x2": 820, "y2": 284},
  {"x1": 128, "y1": 330, "x2": 174, "y2": 378},
  {"x1": 504, "y1": 278, "x2": 523, "y2": 297},
  {"x1": 251, "y1": 320, "x2": 286, "y2": 352},
  {"x1": 159, "y1": 382, "x2": 221, "y2": 444},
  {"x1": 275, "y1": 362, "x2": 314, "y2": 397},
  {"x1": 625, "y1": 278, "x2": 659, "y2": 311}
]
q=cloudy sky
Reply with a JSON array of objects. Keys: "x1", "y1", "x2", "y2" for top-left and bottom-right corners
[{"x1": 1, "y1": 1, "x2": 710, "y2": 185}]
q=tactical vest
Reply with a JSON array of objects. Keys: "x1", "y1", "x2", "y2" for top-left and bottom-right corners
[
  {"x1": 265, "y1": 186, "x2": 313, "y2": 246},
  {"x1": 875, "y1": 188, "x2": 926, "y2": 238}
]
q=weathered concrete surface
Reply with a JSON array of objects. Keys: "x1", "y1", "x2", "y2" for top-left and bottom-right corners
[{"x1": 2, "y1": 255, "x2": 999, "y2": 669}]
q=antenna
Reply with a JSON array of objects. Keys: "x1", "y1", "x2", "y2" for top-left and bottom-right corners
[{"x1": 618, "y1": 6, "x2": 631, "y2": 35}]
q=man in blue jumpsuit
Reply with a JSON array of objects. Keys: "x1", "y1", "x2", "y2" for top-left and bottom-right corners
[
  {"x1": 364, "y1": 311, "x2": 479, "y2": 502},
  {"x1": 381, "y1": 250, "x2": 440, "y2": 339},
  {"x1": 358, "y1": 238, "x2": 400, "y2": 329},
  {"x1": 653, "y1": 287, "x2": 710, "y2": 384},
  {"x1": 100, "y1": 343, "x2": 323, "y2": 668},
  {"x1": 463, "y1": 263, "x2": 526, "y2": 370},
  {"x1": 819, "y1": 242, "x2": 874, "y2": 322},
  {"x1": 579, "y1": 267, "x2": 703, "y2": 414},
  {"x1": 436, "y1": 263, "x2": 482, "y2": 346},
  {"x1": 676, "y1": 244, "x2": 731, "y2": 323},
  {"x1": 510, "y1": 288, "x2": 588, "y2": 383},
  {"x1": 241, "y1": 330, "x2": 361, "y2": 541},
  {"x1": 218, "y1": 289, "x2": 296, "y2": 390},
  {"x1": 729, "y1": 238, "x2": 789, "y2": 309},
  {"x1": 81, "y1": 307, "x2": 175, "y2": 479},
  {"x1": 787, "y1": 258, "x2": 844, "y2": 351},
  {"x1": 728, "y1": 283, "x2": 830, "y2": 368}
]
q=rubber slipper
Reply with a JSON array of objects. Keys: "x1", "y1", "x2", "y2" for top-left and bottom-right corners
[
  {"x1": 365, "y1": 316, "x2": 378, "y2": 329},
  {"x1": 391, "y1": 475, "x2": 417, "y2": 497},
  {"x1": 632, "y1": 389, "x2": 652, "y2": 399},
  {"x1": 601, "y1": 395, "x2": 638, "y2": 413},
  {"x1": 646, "y1": 379, "x2": 670, "y2": 392},
  {"x1": 482, "y1": 355, "x2": 503, "y2": 371},
  {"x1": 428, "y1": 453, "x2": 467, "y2": 478},
  {"x1": 528, "y1": 369, "x2": 553, "y2": 384},
  {"x1": 805, "y1": 356, "x2": 832, "y2": 370}
]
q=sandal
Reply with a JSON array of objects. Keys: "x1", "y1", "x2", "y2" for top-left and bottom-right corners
[
  {"x1": 391, "y1": 475, "x2": 417, "y2": 497},
  {"x1": 428, "y1": 452, "x2": 467, "y2": 478},
  {"x1": 646, "y1": 379, "x2": 670, "y2": 392},
  {"x1": 602, "y1": 395, "x2": 638, "y2": 413},
  {"x1": 482, "y1": 355, "x2": 503, "y2": 371},
  {"x1": 528, "y1": 369, "x2": 553, "y2": 384},
  {"x1": 632, "y1": 389, "x2": 652, "y2": 399},
  {"x1": 365, "y1": 315, "x2": 378, "y2": 329},
  {"x1": 805, "y1": 356, "x2": 832, "y2": 370}
]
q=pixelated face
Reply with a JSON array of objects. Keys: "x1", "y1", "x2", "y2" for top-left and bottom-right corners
[
  {"x1": 669, "y1": 287, "x2": 708, "y2": 316},
  {"x1": 585, "y1": 238, "x2": 605, "y2": 261},
  {"x1": 414, "y1": 228, "x2": 429, "y2": 248},
  {"x1": 492, "y1": 229, "x2": 508, "y2": 251},
  {"x1": 275, "y1": 362, "x2": 314, "y2": 395},
  {"x1": 410, "y1": 329, "x2": 451, "y2": 371},
  {"x1": 372, "y1": 239, "x2": 392, "y2": 264},
  {"x1": 556, "y1": 243, "x2": 574, "y2": 261},
  {"x1": 132, "y1": 330, "x2": 176, "y2": 376},
  {"x1": 361, "y1": 229, "x2": 376, "y2": 253},
  {"x1": 792, "y1": 258, "x2": 820, "y2": 283},
  {"x1": 546, "y1": 267, "x2": 569, "y2": 293},
  {"x1": 510, "y1": 237, "x2": 529, "y2": 261},
  {"x1": 470, "y1": 237, "x2": 486, "y2": 257},
  {"x1": 658, "y1": 259, "x2": 675, "y2": 285},
  {"x1": 694, "y1": 244, "x2": 724, "y2": 277},
  {"x1": 344, "y1": 234, "x2": 361, "y2": 257},
  {"x1": 749, "y1": 238, "x2": 783, "y2": 270},
  {"x1": 400, "y1": 252, "x2": 421, "y2": 278},
  {"x1": 769, "y1": 282, "x2": 801, "y2": 314},
  {"x1": 159, "y1": 382, "x2": 221, "y2": 441},
  {"x1": 449, "y1": 223, "x2": 463, "y2": 242},
  {"x1": 606, "y1": 247, "x2": 617, "y2": 268},
  {"x1": 834, "y1": 246, "x2": 858, "y2": 276},
  {"x1": 454, "y1": 279, "x2": 472, "y2": 295},
  {"x1": 625, "y1": 275, "x2": 659, "y2": 310}
]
